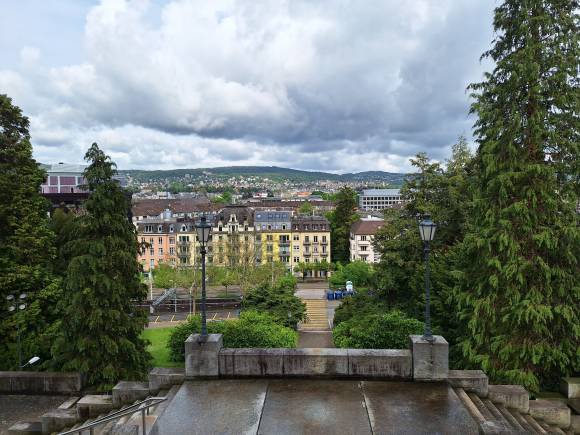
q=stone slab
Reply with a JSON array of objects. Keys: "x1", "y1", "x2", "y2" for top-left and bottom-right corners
[
  {"x1": 57, "y1": 397, "x2": 80, "y2": 410},
  {"x1": 348, "y1": 349, "x2": 411, "y2": 378},
  {"x1": 0, "y1": 371, "x2": 83, "y2": 394},
  {"x1": 409, "y1": 335, "x2": 448, "y2": 381},
  {"x1": 41, "y1": 408, "x2": 78, "y2": 434},
  {"x1": 529, "y1": 399, "x2": 571, "y2": 429},
  {"x1": 153, "y1": 380, "x2": 268, "y2": 435},
  {"x1": 112, "y1": 381, "x2": 150, "y2": 407},
  {"x1": 488, "y1": 385, "x2": 529, "y2": 413},
  {"x1": 361, "y1": 381, "x2": 478, "y2": 434},
  {"x1": 76, "y1": 394, "x2": 113, "y2": 419},
  {"x1": 569, "y1": 398, "x2": 580, "y2": 414},
  {"x1": 219, "y1": 348, "x2": 285, "y2": 377},
  {"x1": 282, "y1": 348, "x2": 349, "y2": 377},
  {"x1": 148, "y1": 367, "x2": 185, "y2": 392},
  {"x1": 185, "y1": 333, "x2": 223, "y2": 378},
  {"x1": 258, "y1": 379, "x2": 372, "y2": 434},
  {"x1": 7, "y1": 421, "x2": 42, "y2": 435},
  {"x1": 448, "y1": 370, "x2": 489, "y2": 397},
  {"x1": 561, "y1": 378, "x2": 580, "y2": 399},
  {"x1": 570, "y1": 415, "x2": 580, "y2": 434}
]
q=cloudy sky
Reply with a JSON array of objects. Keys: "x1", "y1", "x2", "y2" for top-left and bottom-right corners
[{"x1": 0, "y1": 0, "x2": 495, "y2": 173}]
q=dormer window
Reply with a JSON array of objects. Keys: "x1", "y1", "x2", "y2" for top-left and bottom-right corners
[
  {"x1": 157, "y1": 225, "x2": 163, "y2": 233},
  {"x1": 181, "y1": 224, "x2": 187, "y2": 232},
  {"x1": 169, "y1": 225, "x2": 174, "y2": 233}
]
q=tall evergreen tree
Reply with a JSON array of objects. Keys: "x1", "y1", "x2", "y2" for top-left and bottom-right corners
[
  {"x1": 456, "y1": 1, "x2": 579, "y2": 391},
  {"x1": 0, "y1": 94, "x2": 57, "y2": 369},
  {"x1": 328, "y1": 187, "x2": 358, "y2": 263},
  {"x1": 52, "y1": 143, "x2": 150, "y2": 386}
]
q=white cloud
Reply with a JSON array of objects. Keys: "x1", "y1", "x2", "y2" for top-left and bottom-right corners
[{"x1": 0, "y1": 0, "x2": 494, "y2": 171}]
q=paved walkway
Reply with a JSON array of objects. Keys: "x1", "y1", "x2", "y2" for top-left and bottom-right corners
[
  {"x1": 154, "y1": 379, "x2": 478, "y2": 435},
  {"x1": 298, "y1": 331, "x2": 334, "y2": 348},
  {"x1": 0, "y1": 395, "x2": 68, "y2": 434}
]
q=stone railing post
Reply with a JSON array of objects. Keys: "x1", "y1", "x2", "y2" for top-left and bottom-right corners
[
  {"x1": 409, "y1": 335, "x2": 448, "y2": 381},
  {"x1": 185, "y1": 334, "x2": 223, "y2": 378}
]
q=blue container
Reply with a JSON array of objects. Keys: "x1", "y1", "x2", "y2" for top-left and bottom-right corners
[
  {"x1": 334, "y1": 291, "x2": 343, "y2": 300},
  {"x1": 326, "y1": 291, "x2": 334, "y2": 301}
]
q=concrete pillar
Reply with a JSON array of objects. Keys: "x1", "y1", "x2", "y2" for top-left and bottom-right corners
[
  {"x1": 185, "y1": 334, "x2": 223, "y2": 378},
  {"x1": 409, "y1": 335, "x2": 448, "y2": 381}
]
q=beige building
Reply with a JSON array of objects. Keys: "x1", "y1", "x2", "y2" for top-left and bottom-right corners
[
  {"x1": 291, "y1": 216, "x2": 331, "y2": 277},
  {"x1": 350, "y1": 217, "x2": 384, "y2": 263}
]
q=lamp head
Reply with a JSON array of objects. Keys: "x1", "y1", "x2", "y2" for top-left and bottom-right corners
[{"x1": 418, "y1": 214, "x2": 437, "y2": 242}]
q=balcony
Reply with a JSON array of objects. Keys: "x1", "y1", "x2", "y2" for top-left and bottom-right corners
[
  {"x1": 279, "y1": 241, "x2": 291, "y2": 247},
  {"x1": 302, "y1": 241, "x2": 311, "y2": 245},
  {"x1": 303, "y1": 252, "x2": 311, "y2": 256}
]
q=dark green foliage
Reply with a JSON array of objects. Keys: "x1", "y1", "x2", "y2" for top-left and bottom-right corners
[
  {"x1": 456, "y1": 0, "x2": 580, "y2": 392},
  {"x1": 332, "y1": 291, "x2": 388, "y2": 326},
  {"x1": 373, "y1": 146, "x2": 473, "y2": 330},
  {"x1": 52, "y1": 143, "x2": 150, "y2": 386},
  {"x1": 329, "y1": 261, "x2": 374, "y2": 288},
  {"x1": 0, "y1": 94, "x2": 58, "y2": 369},
  {"x1": 327, "y1": 187, "x2": 359, "y2": 263},
  {"x1": 168, "y1": 311, "x2": 298, "y2": 362},
  {"x1": 242, "y1": 276, "x2": 305, "y2": 328},
  {"x1": 50, "y1": 208, "x2": 76, "y2": 277},
  {"x1": 333, "y1": 310, "x2": 424, "y2": 349}
]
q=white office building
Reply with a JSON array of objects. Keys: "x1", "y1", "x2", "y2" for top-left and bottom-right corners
[{"x1": 358, "y1": 189, "x2": 403, "y2": 211}]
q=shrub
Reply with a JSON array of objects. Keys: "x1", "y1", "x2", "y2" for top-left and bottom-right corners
[
  {"x1": 333, "y1": 291, "x2": 387, "y2": 326},
  {"x1": 333, "y1": 310, "x2": 423, "y2": 349},
  {"x1": 167, "y1": 311, "x2": 298, "y2": 362},
  {"x1": 242, "y1": 277, "x2": 305, "y2": 328}
]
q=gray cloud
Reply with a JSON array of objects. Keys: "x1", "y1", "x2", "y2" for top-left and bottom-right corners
[{"x1": 0, "y1": 0, "x2": 494, "y2": 172}]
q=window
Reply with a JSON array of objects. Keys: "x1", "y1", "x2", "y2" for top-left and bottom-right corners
[
  {"x1": 157, "y1": 225, "x2": 163, "y2": 233},
  {"x1": 169, "y1": 247, "x2": 175, "y2": 255},
  {"x1": 266, "y1": 235, "x2": 273, "y2": 241},
  {"x1": 150, "y1": 259, "x2": 154, "y2": 269},
  {"x1": 282, "y1": 224, "x2": 287, "y2": 230},
  {"x1": 313, "y1": 236, "x2": 318, "y2": 243},
  {"x1": 293, "y1": 234, "x2": 299, "y2": 241},
  {"x1": 149, "y1": 247, "x2": 154, "y2": 255},
  {"x1": 159, "y1": 248, "x2": 163, "y2": 255},
  {"x1": 360, "y1": 235, "x2": 367, "y2": 241},
  {"x1": 293, "y1": 257, "x2": 300, "y2": 263},
  {"x1": 322, "y1": 246, "x2": 327, "y2": 254},
  {"x1": 322, "y1": 235, "x2": 327, "y2": 243},
  {"x1": 293, "y1": 245, "x2": 300, "y2": 251},
  {"x1": 360, "y1": 246, "x2": 367, "y2": 251},
  {"x1": 149, "y1": 238, "x2": 154, "y2": 245},
  {"x1": 141, "y1": 237, "x2": 145, "y2": 243},
  {"x1": 158, "y1": 237, "x2": 163, "y2": 244},
  {"x1": 304, "y1": 236, "x2": 310, "y2": 243},
  {"x1": 266, "y1": 245, "x2": 273, "y2": 253},
  {"x1": 181, "y1": 225, "x2": 187, "y2": 232},
  {"x1": 145, "y1": 225, "x2": 153, "y2": 233},
  {"x1": 169, "y1": 237, "x2": 175, "y2": 245},
  {"x1": 313, "y1": 246, "x2": 318, "y2": 253}
]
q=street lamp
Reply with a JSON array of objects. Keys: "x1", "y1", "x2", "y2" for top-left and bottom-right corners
[
  {"x1": 195, "y1": 215, "x2": 212, "y2": 338},
  {"x1": 418, "y1": 214, "x2": 437, "y2": 343},
  {"x1": 6, "y1": 293, "x2": 38, "y2": 368}
]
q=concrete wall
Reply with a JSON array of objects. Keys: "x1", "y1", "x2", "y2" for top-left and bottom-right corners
[
  {"x1": 0, "y1": 371, "x2": 84, "y2": 394},
  {"x1": 217, "y1": 348, "x2": 411, "y2": 379},
  {"x1": 186, "y1": 334, "x2": 448, "y2": 381}
]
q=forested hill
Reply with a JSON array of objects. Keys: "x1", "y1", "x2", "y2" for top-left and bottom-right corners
[{"x1": 120, "y1": 166, "x2": 407, "y2": 184}]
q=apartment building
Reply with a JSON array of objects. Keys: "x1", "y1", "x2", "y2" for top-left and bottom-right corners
[
  {"x1": 291, "y1": 216, "x2": 331, "y2": 277},
  {"x1": 350, "y1": 217, "x2": 384, "y2": 263},
  {"x1": 136, "y1": 216, "x2": 196, "y2": 271},
  {"x1": 207, "y1": 205, "x2": 256, "y2": 267},
  {"x1": 254, "y1": 211, "x2": 292, "y2": 269},
  {"x1": 358, "y1": 189, "x2": 403, "y2": 211}
]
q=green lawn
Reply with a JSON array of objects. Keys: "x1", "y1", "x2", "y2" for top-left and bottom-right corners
[{"x1": 142, "y1": 327, "x2": 183, "y2": 368}]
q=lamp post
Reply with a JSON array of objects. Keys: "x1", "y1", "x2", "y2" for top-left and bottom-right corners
[
  {"x1": 6, "y1": 293, "x2": 39, "y2": 368},
  {"x1": 418, "y1": 214, "x2": 437, "y2": 343},
  {"x1": 195, "y1": 215, "x2": 212, "y2": 338}
]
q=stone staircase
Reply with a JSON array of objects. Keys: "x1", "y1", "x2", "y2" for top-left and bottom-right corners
[
  {"x1": 298, "y1": 299, "x2": 330, "y2": 331},
  {"x1": 450, "y1": 371, "x2": 580, "y2": 434},
  {"x1": 7, "y1": 374, "x2": 184, "y2": 435}
]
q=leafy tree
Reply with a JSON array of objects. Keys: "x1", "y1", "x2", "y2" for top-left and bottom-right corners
[
  {"x1": 327, "y1": 187, "x2": 358, "y2": 262},
  {"x1": 333, "y1": 310, "x2": 424, "y2": 349},
  {"x1": 220, "y1": 272, "x2": 235, "y2": 296},
  {"x1": 329, "y1": 261, "x2": 373, "y2": 287},
  {"x1": 293, "y1": 262, "x2": 309, "y2": 281},
  {"x1": 333, "y1": 291, "x2": 388, "y2": 326},
  {"x1": 0, "y1": 94, "x2": 58, "y2": 369},
  {"x1": 298, "y1": 201, "x2": 314, "y2": 215},
  {"x1": 50, "y1": 207, "x2": 76, "y2": 277},
  {"x1": 52, "y1": 143, "x2": 150, "y2": 386},
  {"x1": 456, "y1": 0, "x2": 580, "y2": 392}
]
